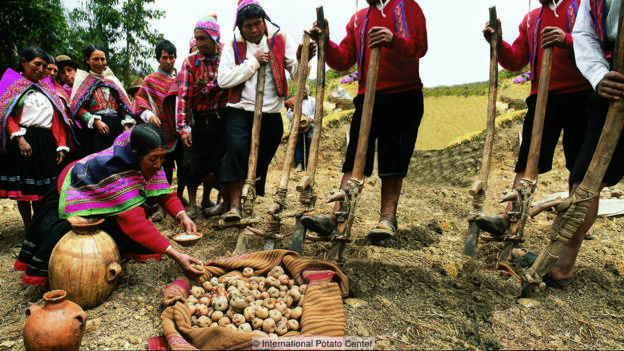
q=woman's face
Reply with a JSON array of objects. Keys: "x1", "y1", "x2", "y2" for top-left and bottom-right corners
[
  {"x1": 44, "y1": 63, "x2": 58, "y2": 80},
  {"x1": 86, "y1": 50, "x2": 107, "y2": 75},
  {"x1": 59, "y1": 65, "x2": 76, "y2": 86},
  {"x1": 21, "y1": 57, "x2": 48, "y2": 83},
  {"x1": 138, "y1": 148, "x2": 166, "y2": 180}
]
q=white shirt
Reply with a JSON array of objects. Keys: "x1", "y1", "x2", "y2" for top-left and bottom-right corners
[
  {"x1": 11, "y1": 90, "x2": 69, "y2": 152},
  {"x1": 218, "y1": 28, "x2": 307, "y2": 114},
  {"x1": 572, "y1": 0, "x2": 621, "y2": 89},
  {"x1": 286, "y1": 96, "x2": 316, "y2": 130},
  {"x1": 11, "y1": 91, "x2": 54, "y2": 141}
]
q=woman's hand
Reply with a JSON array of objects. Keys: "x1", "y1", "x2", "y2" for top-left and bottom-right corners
[
  {"x1": 16, "y1": 136, "x2": 32, "y2": 157},
  {"x1": 150, "y1": 114, "x2": 161, "y2": 128},
  {"x1": 178, "y1": 212, "x2": 197, "y2": 233},
  {"x1": 56, "y1": 150, "x2": 66, "y2": 164},
  {"x1": 95, "y1": 119, "x2": 110, "y2": 135},
  {"x1": 166, "y1": 247, "x2": 204, "y2": 279}
]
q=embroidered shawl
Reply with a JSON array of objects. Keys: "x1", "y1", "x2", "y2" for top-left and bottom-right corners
[
  {"x1": 58, "y1": 130, "x2": 171, "y2": 218},
  {"x1": 134, "y1": 71, "x2": 178, "y2": 151},
  {"x1": 0, "y1": 69, "x2": 73, "y2": 153},
  {"x1": 69, "y1": 68, "x2": 133, "y2": 124}
]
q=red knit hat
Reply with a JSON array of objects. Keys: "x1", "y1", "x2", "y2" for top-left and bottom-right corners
[{"x1": 233, "y1": 0, "x2": 271, "y2": 30}]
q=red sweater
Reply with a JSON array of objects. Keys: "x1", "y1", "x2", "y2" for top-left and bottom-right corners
[
  {"x1": 325, "y1": 0, "x2": 427, "y2": 95},
  {"x1": 498, "y1": 1, "x2": 591, "y2": 95},
  {"x1": 58, "y1": 161, "x2": 182, "y2": 254}
]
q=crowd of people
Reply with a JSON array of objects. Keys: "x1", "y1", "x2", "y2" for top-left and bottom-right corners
[{"x1": 0, "y1": 0, "x2": 622, "y2": 292}]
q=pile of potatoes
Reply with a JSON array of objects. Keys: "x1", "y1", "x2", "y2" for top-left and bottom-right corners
[{"x1": 187, "y1": 265, "x2": 306, "y2": 337}]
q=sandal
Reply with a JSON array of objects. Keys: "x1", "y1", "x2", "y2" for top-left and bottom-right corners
[
  {"x1": 152, "y1": 211, "x2": 164, "y2": 223},
  {"x1": 222, "y1": 208, "x2": 242, "y2": 222},
  {"x1": 511, "y1": 248, "x2": 539, "y2": 268},
  {"x1": 542, "y1": 272, "x2": 574, "y2": 288},
  {"x1": 475, "y1": 214, "x2": 508, "y2": 237},
  {"x1": 367, "y1": 219, "x2": 397, "y2": 242},
  {"x1": 186, "y1": 206, "x2": 200, "y2": 220},
  {"x1": 301, "y1": 214, "x2": 336, "y2": 237},
  {"x1": 203, "y1": 202, "x2": 223, "y2": 217}
]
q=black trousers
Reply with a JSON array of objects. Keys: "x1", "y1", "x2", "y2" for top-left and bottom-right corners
[{"x1": 219, "y1": 107, "x2": 283, "y2": 197}]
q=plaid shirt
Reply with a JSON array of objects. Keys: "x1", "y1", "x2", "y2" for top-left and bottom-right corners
[{"x1": 177, "y1": 52, "x2": 228, "y2": 135}]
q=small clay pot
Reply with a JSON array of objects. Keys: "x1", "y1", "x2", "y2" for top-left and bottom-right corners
[{"x1": 23, "y1": 290, "x2": 88, "y2": 351}]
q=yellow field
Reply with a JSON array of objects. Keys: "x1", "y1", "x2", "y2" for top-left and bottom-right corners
[{"x1": 416, "y1": 95, "x2": 489, "y2": 150}]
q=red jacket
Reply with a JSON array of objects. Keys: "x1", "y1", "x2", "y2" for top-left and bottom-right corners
[
  {"x1": 498, "y1": 0, "x2": 591, "y2": 95},
  {"x1": 325, "y1": 0, "x2": 428, "y2": 95}
]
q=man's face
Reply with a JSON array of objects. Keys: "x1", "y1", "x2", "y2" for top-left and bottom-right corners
[
  {"x1": 241, "y1": 17, "x2": 265, "y2": 44},
  {"x1": 194, "y1": 29, "x2": 218, "y2": 57},
  {"x1": 59, "y1": 65, "x2": 76, "y2": 86},
  {"x1": 158, "y1": 50, "x2": 176, "y2": 74}
]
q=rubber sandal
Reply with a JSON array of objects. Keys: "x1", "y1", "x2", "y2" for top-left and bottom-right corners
[
  {"x1": 475, "y1": 215, "x2": 508, "y2": 236},
  {"x1": 152, "y1": 211, "x2": 164, "y2": 223},
  {"x1": 511, "y1": 248, "x2": 538, "y2": 268},
  {"x1": 186, "y1": 206, "x2": 200, "y2": 220},
  {"x1": 542, "y1": 272, "x2": 574, "y2": 288},
  {"x1": 367, "y1": 219, "x2": 397, "y2": 242},
  {"x1": 301, "y1": 214, "x2": 335, "y2": 237},
  {"x1": 222, "y1": 208, "x2": 242, "y2": 222},
  {"x1": 203, "y1": 203, "x2": 223, "y2": 217},
  {"x1": 584, "y1": 228, "x2": 595, "y2": 240}
]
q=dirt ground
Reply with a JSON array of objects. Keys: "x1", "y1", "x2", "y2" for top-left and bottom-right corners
[{"x1": 1, "y1": 106, "x2": 624, "y2": 350}]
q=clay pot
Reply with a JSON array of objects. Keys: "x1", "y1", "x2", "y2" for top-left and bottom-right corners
[
  {"x1": 23, "y1": 290, "x2": 87, "y2": 351},
  {"x1": 49, "y1": 217, "x2": 122, "y2": 309}
]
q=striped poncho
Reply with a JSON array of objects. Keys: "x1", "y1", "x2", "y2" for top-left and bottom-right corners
[{"x1": 134, "y1": 70, "x2": 178, "y2": 151}]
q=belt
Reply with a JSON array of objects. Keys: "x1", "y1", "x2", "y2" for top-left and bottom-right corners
[{"x1": 195, "y1": 110, "x2": 223, "y2": 121}]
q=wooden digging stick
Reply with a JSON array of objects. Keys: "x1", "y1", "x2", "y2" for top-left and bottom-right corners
[
  {"x1": 234, "y1": 65, "x2": 266, "y2": 254},
  {"x1": 290, "y1": 6, "x2": 326, "y2": 254},
  {"x1": 327, "y1": 46, "x2": 381, "y2": 263},
  {"x1": 521, "y1": 0, "x2": 624, "y2": 295},
  {"x1": 497, "y1": 46, "x2": 554, "y2": 270},
  {"x1": 263, "y1": 33, "x2": 311, "y2": 251},
  {"x1": 463, "y1": 6, "x2": 499, "y2": 257}
]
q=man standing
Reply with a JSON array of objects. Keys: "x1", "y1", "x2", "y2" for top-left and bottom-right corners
[
  {"x1": 514, "y1": 0, "x2": 624, "y2": 287},
  {"x1": 476, "y1": 0, "x2": 594, "y2": 240},
  {"x1": 217, "y1": 0, "x2": 311, "y2": 222},
  {"x1": 286, "y1": 83, "x2": 315, "y2": 171},
  {"x1": 302, "y1": 0, "x2": 427, "y2": 242},
  {"x1": 177, "y1": 15, "x2": 230, "y2": 218},
  {"x1": 134, "y1": 39, "x2": 179, "y2": 222}
]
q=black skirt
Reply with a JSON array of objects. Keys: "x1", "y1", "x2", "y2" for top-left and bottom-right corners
[
  {"x1": 0, "y1": 127, "x2": 60, "y2": 201},
  {"x1": 75, "y1": 114, "x2": 125, "y2": 158},
  {"x1": 15, "y1": 187, "x2": 159, "y2": 285}
]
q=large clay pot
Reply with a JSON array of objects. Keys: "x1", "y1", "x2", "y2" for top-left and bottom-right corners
[
  {"x1": 23, "y1": 290, "x2": 87, "y2": 351},
  {"x1": 49, "y1": 216, "x2": 122, "y2": 309}
]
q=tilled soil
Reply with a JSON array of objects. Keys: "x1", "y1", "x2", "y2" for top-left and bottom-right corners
[{"x1": 0, "y1": 110, "x2": 623, "y2": 350}]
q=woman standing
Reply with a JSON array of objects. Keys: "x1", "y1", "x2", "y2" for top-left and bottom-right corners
[
  {"x1": 0, "y1": 46, "x2": 73, "y2": 233},
  {"x1": 15, "y1": 124, "x2": 204, "y2": 286},
  {"x1": 70, "y1": 43, "x2": 135, "y2": 158}
]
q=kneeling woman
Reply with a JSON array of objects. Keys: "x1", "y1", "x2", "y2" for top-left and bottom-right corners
[{"x1": 15, "y1": 124, "x2": 204, "y2": 286}]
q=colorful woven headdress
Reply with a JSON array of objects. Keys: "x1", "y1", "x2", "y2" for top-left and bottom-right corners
[
  {"x1": 189, "y1": 36, "x2": 197, "y2": 50},
  {"x1": 195, "y1": 14, "x2": 220, "y2": 43}
]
